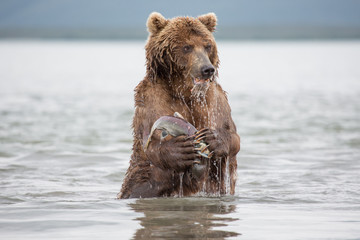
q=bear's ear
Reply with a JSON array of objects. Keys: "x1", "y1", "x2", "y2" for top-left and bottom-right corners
[
  {"x1": 147, "y1": 12, "x2": 168, "y2": 34},
  {"x1": 198, "y1": 13, "x2": 217, "y2": 32}
]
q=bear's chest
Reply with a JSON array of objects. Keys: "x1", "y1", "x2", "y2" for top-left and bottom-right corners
[{"x1": 169, "y1": 99, "x2": 220, "y2": 130}]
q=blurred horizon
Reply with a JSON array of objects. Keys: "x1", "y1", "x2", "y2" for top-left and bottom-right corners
[{"x1": 1, "y1": 0, "x2": 360, "y2": 40}]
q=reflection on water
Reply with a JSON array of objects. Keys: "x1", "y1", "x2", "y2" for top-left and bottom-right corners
[{"x1": 129, "y1": 197, "x2": 240, "y2": 239}]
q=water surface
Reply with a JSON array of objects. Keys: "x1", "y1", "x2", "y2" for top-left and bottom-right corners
[{"x1": 0, "y1": 40, "x2": 360, "y2": 239}]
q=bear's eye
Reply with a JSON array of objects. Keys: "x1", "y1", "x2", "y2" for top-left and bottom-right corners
[
  {"x1": 183, "y1": 45, "x2": 193, "y2": 53},
  {"x1": 205, "y1": 44, "x2": 212, "y2": 52}
]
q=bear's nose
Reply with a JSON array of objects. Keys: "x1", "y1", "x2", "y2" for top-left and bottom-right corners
[{"x1": 201, "y1": 65, "x2": 215, "y2": 78}]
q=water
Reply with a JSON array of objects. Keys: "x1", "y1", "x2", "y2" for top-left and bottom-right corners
[{"x1": 0, "y1": 40, "x2": 360, "y2": 239}]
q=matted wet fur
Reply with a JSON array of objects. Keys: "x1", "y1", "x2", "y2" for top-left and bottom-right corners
[{"x1": 118, "y1": 12, "x2": 240, "y2": 198}]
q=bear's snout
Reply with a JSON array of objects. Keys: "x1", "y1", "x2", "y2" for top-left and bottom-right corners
[{"x1": 190, "y1": 49, "x2": 215, "y2": 82}]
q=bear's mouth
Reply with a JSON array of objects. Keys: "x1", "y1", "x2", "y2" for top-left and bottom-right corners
[
  {"x1": 190, "y1": 77, "x2": 211, "y2": 96},
  {"x1": 193, "y1": 78, "x2": 210, "y2": 85}
]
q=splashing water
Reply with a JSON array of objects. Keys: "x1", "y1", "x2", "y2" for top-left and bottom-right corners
[
  {"x1": 191, "y1": 82, "x2": 210, "y2": 100},
  {"x1": 169, "y1": 78, "x2": 226, "y2": 197},
  {"x1": 190, "y1": 84, "x2": 211, "y2": 128},
  {"x1": 217, "y1": 158, "x2": 222, "y2": 196},
  {"x1": 190, "y1": 80, "x2": 228, "y2": 197},
  {"x1": 179, "y1": 172, "x2": 184, "y2": 197},
  {"x1": 225, "y1": 157, "x2": 231, "y2": 194}
]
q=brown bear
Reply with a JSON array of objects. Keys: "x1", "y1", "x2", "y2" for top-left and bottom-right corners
[{"x1": 118, "y1": 12, "x2": 240, "y2": 199}]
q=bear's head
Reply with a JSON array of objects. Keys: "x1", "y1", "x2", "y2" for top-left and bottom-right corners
[{"x1": 145, "y1": 12, "x2": 219, "y2": 97}]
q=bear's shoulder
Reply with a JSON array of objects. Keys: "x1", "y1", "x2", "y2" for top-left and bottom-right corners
[{"x1": 134, "y1": 78, "x2": 173, "y2": 109}]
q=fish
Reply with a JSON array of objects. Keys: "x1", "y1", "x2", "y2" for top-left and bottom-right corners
[
  {"x1": 144, "y1": 112, "x2": 212, "y2": 178},
  {"x1": 143, "y1": 114, "x2": 197, "y2": 151}
]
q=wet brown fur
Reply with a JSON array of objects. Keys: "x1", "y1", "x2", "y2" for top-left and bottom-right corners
[{"x1": 118, "y1": 13, "x2": 240, "y2": 198}]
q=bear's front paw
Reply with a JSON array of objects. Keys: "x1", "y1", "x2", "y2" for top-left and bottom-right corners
[
  {"x1": 160, "y1": 135, "x2": 198, "y2": 172},
  {"x1": 195, "y1": 128, "x2": 228, "y2": 158}
]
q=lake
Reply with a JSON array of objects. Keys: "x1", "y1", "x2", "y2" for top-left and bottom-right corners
[{"x1": 0, "y1": 40, "x2": 359, "y2": 239}]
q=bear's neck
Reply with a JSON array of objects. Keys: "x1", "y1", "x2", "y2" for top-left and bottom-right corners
[
  {"x1": 158, "y1": 76, "x2": 213, "y2": 101},
  {"x1": 188, "y1": 88, "x2": 218, "y2": 129},
  {"x1": 150, "y1": 76, "x2": 218, "y2": 129},
  {"x1": 167, "y1": 83, "x2": 217, "y2": 129}
]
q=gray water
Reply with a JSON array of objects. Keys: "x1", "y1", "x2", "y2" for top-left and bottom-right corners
[{"x1": 0, "y1": 41, "x2": 360, "y2": 240}]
